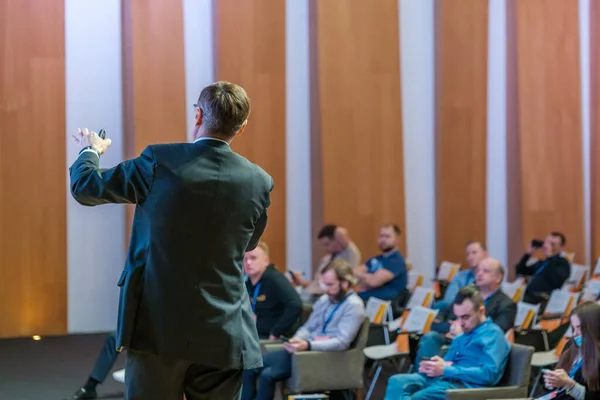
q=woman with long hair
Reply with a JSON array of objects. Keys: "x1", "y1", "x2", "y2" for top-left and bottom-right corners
[{"x1": 542, "y1": 301, "x2": 600, "y2": 399}]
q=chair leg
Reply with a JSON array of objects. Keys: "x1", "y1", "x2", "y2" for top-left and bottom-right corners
[
  {"x1": 365, "y1": 363, "x2": 382, "y2": 400},
  {"x1": 529, "y1": 370, "x2": 542, "y2": 397}
]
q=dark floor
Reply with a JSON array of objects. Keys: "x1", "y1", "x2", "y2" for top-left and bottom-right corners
[
  {"x1": 0, "y1": 334, "x2": 395, "y2": 400},
  {"x1": 0, "y1": 333, "x2": 126, "y2": 400}
]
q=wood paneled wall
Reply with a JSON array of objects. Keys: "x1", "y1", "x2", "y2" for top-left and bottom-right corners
[
  {"x1": 121, "y1": 0, "x2": 188, "y2": 239},
  {"x1": 435, "y1": 0, "x2": 489, "y2": 265},
  {"x1": 310, "y1": 0, "x2": 406, "y2": 263},
  {"x1": 591, "y1": 1, "x2": 600, "y2": 263},
  {"x1": 213, "y1": 0, "x2": 287, "y2": 268},
  {"x1": 507, "y1": 0, "x2": 585, "y2": 268},
  {"x1": 0, "y1": 0, "x2": 67, "y2": 338}
]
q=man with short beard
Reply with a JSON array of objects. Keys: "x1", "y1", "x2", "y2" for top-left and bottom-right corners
[
  {"x1": 353, "y1": 223, "x2": 407, "y2": 302},
  {"x1": 241, "y1": 259, "x2": 365, "y2": 400}
]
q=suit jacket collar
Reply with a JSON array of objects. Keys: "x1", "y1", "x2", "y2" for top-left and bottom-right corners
[{"x1": 193, "y1": 137, "x2": 231, "y2": 150}]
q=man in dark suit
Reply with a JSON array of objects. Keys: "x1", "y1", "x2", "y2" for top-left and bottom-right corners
[
  {"x1": 69, "y1": 81, "x2": 273, "y2": 400},
  {"x1": 515, "y1": 232, "x2": 571, "y2": 306},
  {"x1": 416, "y1": 258, "x2": 516, "y2": 361}
]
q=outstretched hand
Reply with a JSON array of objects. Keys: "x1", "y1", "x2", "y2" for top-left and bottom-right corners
[{"x1": 72, "y1": 128, "x2": 112, "y2": 155}]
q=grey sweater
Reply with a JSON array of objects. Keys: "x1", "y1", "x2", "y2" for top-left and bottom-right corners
[{"x1": 294, "y1": 293, "x2": 365, "y2": 351}]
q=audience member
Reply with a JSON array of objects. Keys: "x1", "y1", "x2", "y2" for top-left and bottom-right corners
[
  {"x1": 516, "y1": 232, "x2": 571, "y2": 305},
  {"x1": 385, "y1": 286, "x2": 510, "y2": 400},
  {"x1": 244, "y1": 242, "x2": 303, "y2": 340},
  {"x1": 242, "y1": 259, "x2": 365, "y2": 400},
  {"x1": 353, "y1": 224, "x2": 407, "y2": 302},
  {"x1": 294, "y1": 225, "x2": 361, "y2": 296},
  {"x1": 417, "y1": 258, "x2": 516, "y2": 361},
  {"x1": 541, "y1": 301, "x2": 600, "y2": 400},
  {"x1": 433, "y1": 241, "x2": 488, "y2": 312}
]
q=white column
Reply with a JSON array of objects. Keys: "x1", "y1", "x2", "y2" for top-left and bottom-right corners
[
  {"x1": 183, "y1": 0, "x2": 214, "y2": 141},
  {"x1": 286, "y1": 0, "x2": 312, "y2": 277},
  {"x1": 399, "y1": 0, "x2": 436, "y2": 287},
  {"x1": 579, "y1": 0, "x2": 591, "y2": 265},
  {"x1": 486, "y1": 0, "x2": 508, "y2": 271},
  {"x1": 65, "y1": 0, "x2": 125, "y2": 333}
]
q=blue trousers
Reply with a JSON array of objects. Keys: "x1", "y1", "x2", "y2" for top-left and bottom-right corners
[
  {"x1": 384, "y1": 373, "x2": 460, "y2": 400},
  {"x1": 414, "y1": 331, "x2": 447, "y2": 363},
  {"x1": 242, "y1": 349, "x2": 291, "y2": 400}
]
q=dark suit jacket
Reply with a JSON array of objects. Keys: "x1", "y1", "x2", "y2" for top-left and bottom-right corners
[
  {"x1": 516, "y1": 253, "x2": 571, "y2": 304},
  {"x1": 69, "y1": 139, "x2": 273, "y2": 370},
  {"x1": 431, "y1": 289, "x2": 517, "y2": 333}
]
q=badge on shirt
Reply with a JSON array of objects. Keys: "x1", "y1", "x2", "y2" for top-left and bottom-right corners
[
  {"x1": 257, "y1": 294, "x2": 266, "y2": 302},
  {"x1": 368, "y1": 258, "x2": 382, "y2": 272}
]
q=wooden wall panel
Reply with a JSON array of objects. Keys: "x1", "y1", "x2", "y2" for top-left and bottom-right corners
[
  {"x1": 311, "y1": 0, "x2": 406, "y2": 263},
  {"x1": 591, "y1": 0, "x2": 600, "y2": 264},
  {"x1": 213, "y1": 0, "x2": 286, "y2": 267},
  {"x1": 0, "y1": 0, "x2": 67, "y2": 338},
  {"x1": 122, "y1": 0, "x2": 188, "y2": 239},
  {"x1": 435, "y1": 0, "x2": 489, "y2": 265},
  {"x1": 508, "y1": 0, "x2": 584, "y2": 267}
]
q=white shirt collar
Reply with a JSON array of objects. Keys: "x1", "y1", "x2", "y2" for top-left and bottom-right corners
[{"x1": 193, "y1": 136, "x2": 229, "y2": 145}]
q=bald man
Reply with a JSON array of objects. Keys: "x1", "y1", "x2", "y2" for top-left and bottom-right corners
[{"x1": 416, "y1": 258, "x2": 516, "y2": 362}]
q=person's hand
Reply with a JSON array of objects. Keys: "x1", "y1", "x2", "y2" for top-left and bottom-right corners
[
  {"x1": 446, "y1": 320, "x2": 463, "y2": 339},
  {"x1": 353, "y1": 265, "x2": 367, "y2": 279},
  {"x1": 72, "y1": 128, "x2": 112, "y2": 155},
  {"x1": 543, "y1": 369, "x2": 574, "y2": 388},
  {"x1": 284, "y1": 338, "x2": 309, "y2": 353},
  {"x1": 419, "y1": 356, "x2": 445, "y2": 377}
]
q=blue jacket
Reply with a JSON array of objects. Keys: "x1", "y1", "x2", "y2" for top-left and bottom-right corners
[
  {"x1": 442, "y1": 318, "x2": 510, "y2": 388},
  {"x1": 433, "y1": 269, "x2": 476, "y2": 312}
]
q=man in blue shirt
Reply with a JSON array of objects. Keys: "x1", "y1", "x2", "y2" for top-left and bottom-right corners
[
  {"x1": 384, "y1": 286, "x2": 510, "y2": 400},
  {"x1": 433, "y1": 241, "x2": 488, "y2": 312},
  {"x1": 353, "y1": 224, "x2": 407, "y2": 301}
]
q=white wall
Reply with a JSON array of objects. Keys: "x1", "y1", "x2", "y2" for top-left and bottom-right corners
[
  {"x1": 579, "y1": 0, "x2": 591, "y2": 265},
  {"x1": 399, "y1": 0, "x2": 436, "y2": 287},
  {"x1": 486, "y1": 0, "x2": 509, "y2": 270},
  {"x1": 183, "y1": 0, "x2": 214, "y2": 141},
  {"x1": 65, "y1": 0, "x2": 125, "y2": 333},
  {"x1": 286, "y1": 0, "x2": 313, "y2": 277}
]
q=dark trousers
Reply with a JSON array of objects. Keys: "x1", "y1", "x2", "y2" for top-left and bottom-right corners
[
  {"x1": 241, "y1": 350, "x2": 355, "y2": 400},
  {"x1": 126, "y1": 349, "x2": 243, "y2": 400},
  {"x1": 90, "y1": 332, "x2": 119, "y2": 383}
]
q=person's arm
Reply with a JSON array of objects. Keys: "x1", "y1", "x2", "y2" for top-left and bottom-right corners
[
  {"x1": 491, "y1": 298, "x2": 517, "y2": 333},
  {"x1": 309, "y1": 300, "x2": 365, "y2": 352},
  {"x1": 357, "y1": 269, "x2": 395, "y2": 290},
  {"x1": 246, "y1": 177, "x2": 274, "y2": 251},
  {"x1": 269, "y1": 273, "x2": 303, "y2": 337},
  {"x1": 442, "y1": 332, "x2": 509, "y2": 386},
  {"x1": 433, "y1": 273, "x2": 463, "y2": 311},
  {"x1": 516, "y1": 253, "x2": 537, "y2": 276},
  {"x1": 69, "y1": 146, "x2": 156, "y2": 206}
]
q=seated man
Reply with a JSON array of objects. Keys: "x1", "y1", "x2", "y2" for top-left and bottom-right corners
[
  {"x1": 242, "y1": 259, "x2": 365, "y2": 400},
  {"x1": 385, "y1": 286, "x2": 510, "y2": 400},
  {"x1": 516, "y1": 232, "x2": 571, "y2": 305},
  {"x1": 417, "y1": 257, "x2": 516, "y2": 361},
  {"x1": 433, "y1": 241, "x2": 488, "y2": 312},
  {"x1": 63, "y1": 332, "x2": 119, "y2": 399},
  {"x1": 353, "y1": 223, "x2": 407, "y2": 301},
  {"x1": 293, "y1": 224, "x2": 362, "y2": 297},
  {"x1": 245, "y1": 242, "x2": 303, "y2": 339}
]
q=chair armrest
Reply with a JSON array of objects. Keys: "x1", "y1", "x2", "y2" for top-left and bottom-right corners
[
  {"x1": 287, "y1": 349, "x2": 364, "y2": 393},
  {"x1": 261, "y1": 343, "x2": 286, "y2": 354},
  {"x1": 445, "y1": 386, "x2": 526, "y2": 400}
]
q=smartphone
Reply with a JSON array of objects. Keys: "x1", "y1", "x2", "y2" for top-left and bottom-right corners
[
  {"x1": 541, "y1": 368, "x2": 551, "y2": 374},
  {"x1": 281, "y1": 336, "x2": 290, "y2": 342},
  {"x1": 98, "y1": 129, "x2": 106, "y2": 140},
  {"x1": 420, "y1": 357, "x2": 431, "y2": 361},
  {"x1": 531, "y1": 239, "x2": 544, "y2": 248}
]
